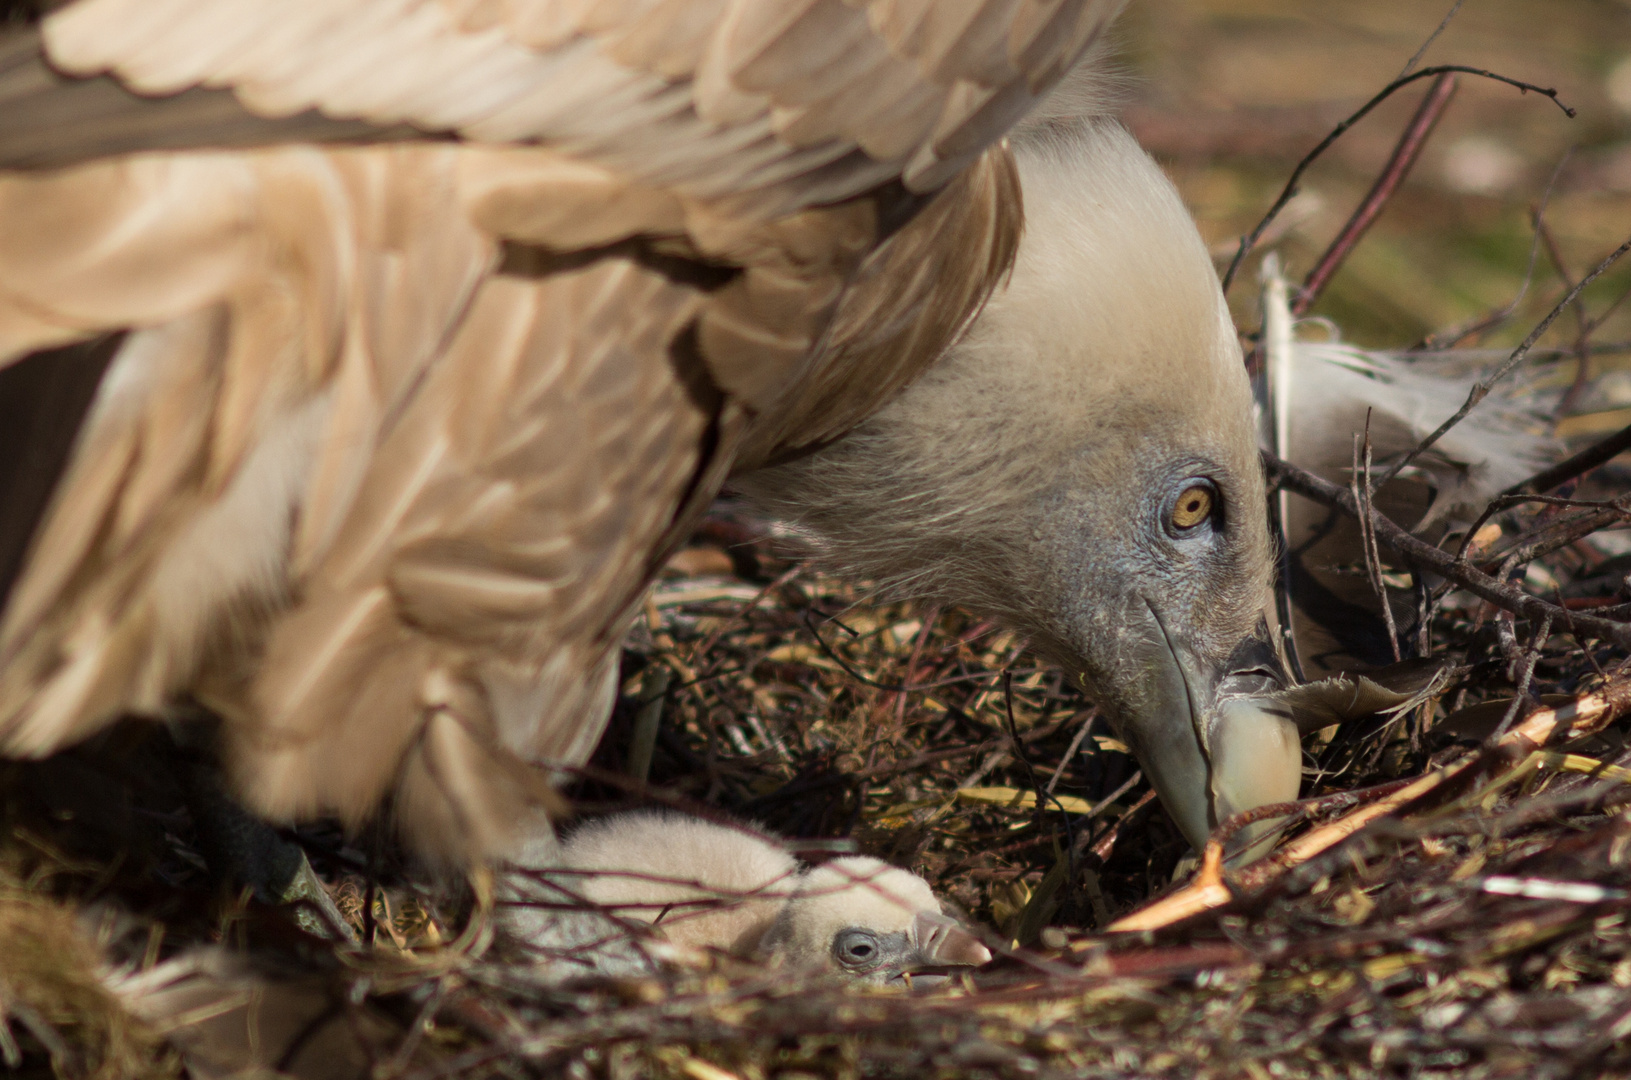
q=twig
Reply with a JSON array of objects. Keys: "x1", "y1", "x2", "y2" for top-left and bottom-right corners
[
  {"x1": 1399, "y1": 0, "x2": 1468, "y2": 77},
  {"x1": 1071, "y1": 770, "x2": 1146, "y2": 860},
  {"x1": 1492, "y1": 614, "x2": 1552, "y2": 741},
  {"x1": 1375, "y1": 232, "x2": 1631, "y2": 489},
  {"x1": 1454, "y1": 494, "x2": 1627, "y2": 565},
  {"x1": 1222, "y1": 65, "x2": 1575, "y2": 293},
  {"x1": 1108, "y1": 676, "x2": 1631, "y2": 932},
  {"x1": 1088, "y1": 790, "x2": 1156, "y2": 863},
  {"x1": 1495, "y1": 599, "x2": 1524, "y2": 673},
  {"x1": 1483, "y1": 502, "x2": 1631, "y2": 571},
  {"x1": 1208, "y1": 778, "x2": 1418, "y2": 854},
  {"x1": 1045, "y1": 710, "x2": 1096, "y2": 799},
  {"x1": 1293, "y1": 73, "x2": 1459, "y2": 316},
  {"x1": 1264, "y1": 452, "x2": 1631, "y2": 649},
  {"x1": 1505, "y1": 421, "x2": 1631, "y2": 497},
  {"x1": 1354, "y1": 419, "x2": 1403, "y2": 662},
  {"x1": 893, "y1": 605, "x2": 940, "y2": 725}
]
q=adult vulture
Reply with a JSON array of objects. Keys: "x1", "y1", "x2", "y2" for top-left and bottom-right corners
[{"x1": 0, "y1": 0, "x2": 1300, "y2": 862}]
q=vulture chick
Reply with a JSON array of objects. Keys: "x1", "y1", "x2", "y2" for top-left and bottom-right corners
[
  {"x1": 501, "y1": 810, "x2": 989, "y2": 986},
  {"x1": 0, "y1": 0, "x2": 1303, "y2": 863},
  {"x1": 760, "y1": 857, "x2": 992, "y2": 986}
]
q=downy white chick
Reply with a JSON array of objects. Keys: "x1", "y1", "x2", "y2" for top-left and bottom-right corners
[
  {"x1": 758, "y1": 857, "x2": 992, "y2": 987},
  {"x1": 501, "y1": 810, "x2": 989, "y2": 987}
]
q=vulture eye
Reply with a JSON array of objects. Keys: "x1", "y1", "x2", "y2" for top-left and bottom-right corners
[
  {"x1": 1167, "y1": 481, "x2": 1218, "y2": 535},
  {"x1": 833, "y1": 928, "x2": 881, "y2": 969}
]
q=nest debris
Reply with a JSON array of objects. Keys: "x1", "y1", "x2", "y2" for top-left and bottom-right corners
[{"x1": 4, "y1": 475, "x2": 1631, "y2": 1079}]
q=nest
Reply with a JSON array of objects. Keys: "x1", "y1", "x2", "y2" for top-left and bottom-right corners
[{"x1": 5, "y1": 478, "x2": 1631, "y2": 1079}]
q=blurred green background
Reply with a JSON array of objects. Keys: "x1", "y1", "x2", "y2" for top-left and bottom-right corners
[{"x1": 1119, "y1": 0, "x2": 1631, "y2": 430}]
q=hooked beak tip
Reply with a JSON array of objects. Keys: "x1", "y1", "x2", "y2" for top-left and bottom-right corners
[
  {"x1": 1124, "y1": 608, "x2": 1301, "y2": 859},
  {"x1": 910, "y1": 911, "x2": 992, "y2": 967}
]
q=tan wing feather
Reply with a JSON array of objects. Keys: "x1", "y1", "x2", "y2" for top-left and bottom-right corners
[
  {"x1": 37, "y1": 0, "x2": 1121, "y2": 208},
  {"x1": 0, "y1": 155, "x2": 258, "y2": 346},
  {"x1": 0, "y1": 146, "x2": 493, "y2": 758},
  {"x1": 222, "y1": 265, "x2": 718, "y2": 857},
  {"x1": 735, "y1": 143, "x2": 1023, "y2": 469}
]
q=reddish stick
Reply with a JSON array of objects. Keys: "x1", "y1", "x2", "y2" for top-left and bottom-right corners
[
  {"x1": 1293, "y1": 72, "x2": 1459, "y2": 316},
  {"x1": 1105, "y1": 676, "x2": 1631, "y2": 933}
]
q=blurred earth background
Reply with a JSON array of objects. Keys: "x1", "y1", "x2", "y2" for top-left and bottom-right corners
[{"x1": 1125, "y1": 0, "x2": 1631, "y2": 379}]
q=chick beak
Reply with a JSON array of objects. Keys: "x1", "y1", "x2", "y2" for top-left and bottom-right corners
[
  {"x1": 908, "y1": 911, "x2": 992, "y2": 967},
  {"x1": 887, "y1": 912, "x2": 992, "y2": 987},
  {"x1": 1123, "y1": 605, "x2": 1301, "y2": 860}
]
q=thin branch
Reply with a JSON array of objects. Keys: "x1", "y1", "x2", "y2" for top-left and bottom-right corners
[
  {"x1": 1505, "y1": 421, "x2": 1631, "y2": 496},
  {"x1": 1293, "y1": 73, "x2": 1459, "y2": 316},
  {"x1": 1400, "y1": 0, "x2": 1468, "y2": 77},
  {"x1": 1450, "y1": 493, "x2": 1615, "y2": 565},
  {"x1": 1264, "y1": 451, "x2": 1631, "y2": 649},
  {"x1": 1355, "y1": 419, "x2": 1403, "y2": 661},
  {"x1": 1374, "y1": 232, "x2": 1631, "y2": 489},
  {"x1": 1045, "y1": 710, "x2": 1096, "y2": 798},
  {"x1": 1485, "y1": 502, "x2": 1631, "y2": 571},
  {"x1": 1492, "y1": 614, "x2": 1551, "y2": 741},
  {"x1": 1109, "y1": 675, "x2": 1631, "y2": 932},
  {"x1": 1223, "y1": 65, "x2": 1575, "y2": 293}
]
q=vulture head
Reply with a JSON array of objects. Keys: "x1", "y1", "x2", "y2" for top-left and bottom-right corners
[
  {"x1": 742, "y1": 118, "x2": 1299, "y2": 853},
  {"x1": 759, "y1": 857, "x2": 991, "y2": 986}
]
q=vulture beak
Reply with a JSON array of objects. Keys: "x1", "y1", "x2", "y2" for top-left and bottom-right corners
[
  {"x1": 880, "y1": 912, "x2": 991, "y2": 987},
  {"x1": 1126, "y1": 606, "x2": 1302, "y2": 859},
  {"x1": 907, "y1": 911, "x2": 992, "y2": 969}
]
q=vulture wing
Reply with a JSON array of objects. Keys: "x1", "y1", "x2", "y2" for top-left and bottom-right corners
[
  {"x1": 0, "y1": 0, "x2": 1116, "y2": 860},
  {"x1": 7, "y1": 0, "x2": 1108, "y2": 203}
]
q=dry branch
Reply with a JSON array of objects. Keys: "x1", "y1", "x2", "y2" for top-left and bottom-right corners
[
  {"x1": 1292, "y1": 72, "x2": 1458, "y2": 317},
  {"x1": 1506, "y1": 420, "x2": 1631, "y2": 497},
  {"x1": 1265, "y1": 452, "x2": 1631, "y2": 649},
  {"x1": 1107, "y1": 675, "x2": 1631, "y2": 932},
  {"x1": 1222, "y1": 64, "x2": 1575, "y2": 293}
]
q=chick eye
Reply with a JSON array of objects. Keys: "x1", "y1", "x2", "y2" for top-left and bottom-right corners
[
  {"x1": 1167, "y1": 480, "x2": 1218, "y2": 535},
  {"x1": 833, "y1": 928, "x2": 880, "y2": 969}
]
